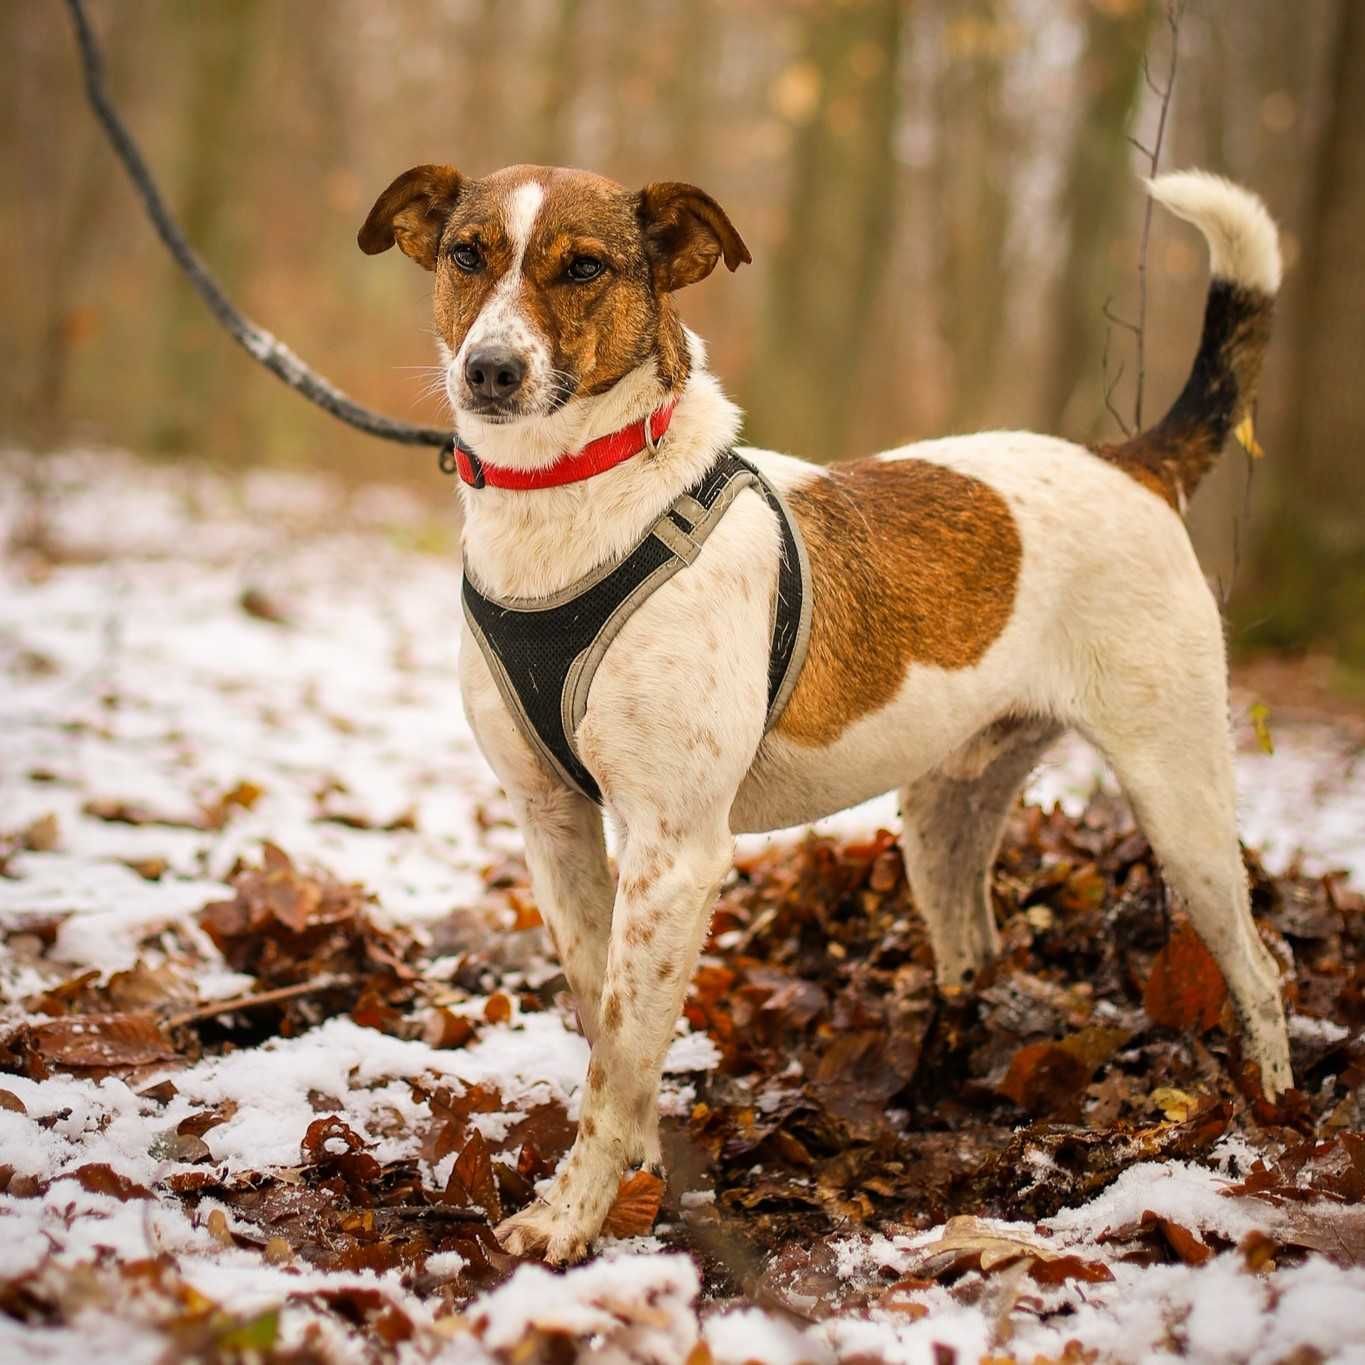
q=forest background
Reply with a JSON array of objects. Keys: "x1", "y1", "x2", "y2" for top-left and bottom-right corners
[{"x1": 4, "y1": 0, "x2": 1362, "y2": 675}]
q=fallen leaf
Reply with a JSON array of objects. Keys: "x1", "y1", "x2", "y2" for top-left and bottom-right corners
[
  {"x1": 1000, "y1": 1043, "x2": 1090, "y2": 1118},
  {"x1": 21, "y1": 813, "x2": 59, "y2": 852},
  {"x1": 445, "y1": 1132, "x2": 502, "y2": 1223},
  {"x1": 73, "y1": 1163, "x2": 151, "y2": 1201},
  {"x1": 603, "y1": 1170, "x2": 665, "y2": 1239},
  {"x1": 1141, "y1": 1210, "x2": 1212, "y2": 1265},
  {"x1": 1143, "y1": 922, "x2": 1228, "y2": 1033},
  {"x1": 1248, "y1": 701, "x2": 1275, "y2": 756},
  {"x1": 31, "y1": 1012, "x2": 179, "y2": 1069},
  {"x1": 1150, "y1": 1087, "x2": 1200, "y2": 1122},
  {"x1": 1234, "y1": 412, "x2": 1265, "y2": 459}
]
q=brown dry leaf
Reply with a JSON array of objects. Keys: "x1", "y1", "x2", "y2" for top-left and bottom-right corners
[
  {"x1": 915, "y1": 1215, "x2": 1070, "y2": 1278},
  {"x1": 1030, "y1": 1255, "x2": 1115, "y2": 1285},
  {"x1": 422, "y1": 1009, "x2": 477, "y2": 1050},
  {"x1": 198, "y1": 780, "x2": 266, "y2": 831},
  {"x1": 603, "y1": 1171, "x2": 665, "y2": 1239},
  {"x1": 0, "y1": 1090, "x2": 27, "y2": 1114},
  {"x1": 121, "y1": 857, "x2": 168, "y2": 881},
  {"x1": 446, "y1": 1132, "x2": 502, "y2": 1223},
  {"x1": 240, "y1": 586, "x2": 291, "y2": 625},
  {"x1": 22, "y1": 813, "x2": 59, "y2": 852},
  {"x1": 72, "y1": 1163, "x2": 152, "y2": 1201},
  {"x1": 1140, "y1": 1210, "x2": 1212, "y2": 1265},
  {"x1": 483, "y1": 992, "x2": 512, "y2": 1025},
  {"x1": 1143, "y1": 922, "x2": 1228, "y2": 1033},
  {"x1": 31, "y1": 1012, "x2": 178, "y2": 1069},
  {"x1": 1000, "y1": 1043, "x2": 1090, "y2": 1118}
]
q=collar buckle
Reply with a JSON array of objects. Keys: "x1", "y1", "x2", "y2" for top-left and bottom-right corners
[
  {"x1": 453, "y1": 439, "x2": 486, "y2": 489},
  {"x1": 641, "y1": 407, "x2": 664, "y2": 456}
]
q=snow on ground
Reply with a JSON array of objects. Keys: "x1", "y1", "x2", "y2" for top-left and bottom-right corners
[{"x1": 2, "y1": 449, "x2": 1363, "y2": 1362}]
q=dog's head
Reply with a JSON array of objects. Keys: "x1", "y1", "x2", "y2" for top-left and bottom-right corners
[{"x1": 358, "y1": 163, "x2": 749, "y2": 435}]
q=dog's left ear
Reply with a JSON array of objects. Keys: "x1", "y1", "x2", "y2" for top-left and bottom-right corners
[
  {"x1": 358, "y1": 164, "x2": 464, "y2": 270},
  {"x1": 637, "y1": 182, "x2": 751, "y2": 293}
]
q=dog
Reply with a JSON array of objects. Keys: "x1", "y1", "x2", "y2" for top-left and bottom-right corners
[{"x1": 358, "y1": 162, "x2": 1291, "y2": 1263}]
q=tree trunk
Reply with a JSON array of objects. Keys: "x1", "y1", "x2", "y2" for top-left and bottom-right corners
[
  {"x1": 1240, "y1": 0, "x2": 1365, "y2": 669},
  {"x1": 152, "y1": 0, "x2": 265, "y2": 457},
  {"x1": 742, "y1": 0, "x2": 904, "y2": 461},
  {"x1": 1039, "y1": 0, "x2": 1155, "y2": 438},
  {"x1": 932, "y1": 0, "x2": 1016, "y2": 433}
]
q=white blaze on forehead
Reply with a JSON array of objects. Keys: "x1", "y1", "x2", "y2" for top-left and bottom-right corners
[
  {"x1": 506, "y1": 180, "x2": 545, "y2": 265},
  {"x1": 455, "y1": 179, "x2": 548, "y2": 374}
]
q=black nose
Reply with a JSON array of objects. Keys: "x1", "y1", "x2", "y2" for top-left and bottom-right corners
[{"x1": 464, "y1": 349, "x2": 525, "y2": 402}]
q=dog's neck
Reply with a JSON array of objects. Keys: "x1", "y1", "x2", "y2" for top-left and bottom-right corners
[{"x1": 456, "y1": 334, "x2": 742, "y2": 600}]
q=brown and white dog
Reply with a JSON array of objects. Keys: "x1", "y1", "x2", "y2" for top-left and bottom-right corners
[{"x1": 359, "y1": 163, "x2": 1291, "y2": 1263}]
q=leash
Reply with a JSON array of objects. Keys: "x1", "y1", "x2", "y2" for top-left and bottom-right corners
[{"x1": 62, "y1": 0, "x2": 455, "y2": 475}]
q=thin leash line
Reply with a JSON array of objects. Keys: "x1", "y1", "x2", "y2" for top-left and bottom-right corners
[{"x1": 62, "y1": 0, "x2": 451, "y2": 455}]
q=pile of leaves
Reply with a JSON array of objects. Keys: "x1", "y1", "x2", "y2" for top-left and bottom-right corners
[
  {"x1": 674, "y1": 797, "x2": 1365, "y2": 1312},
  {"x1": 2, "y1": 798, "x2": 1363, "y2": 1359}
]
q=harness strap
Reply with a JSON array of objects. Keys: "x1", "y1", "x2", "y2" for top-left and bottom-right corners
[{"x1": 461, "y1": 450, "x2": 810, "y2": 805}]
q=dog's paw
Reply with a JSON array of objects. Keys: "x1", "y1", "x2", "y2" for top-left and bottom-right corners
[{"x1": 495, "y1": 1200, "x2": 594, "y2": 1266}]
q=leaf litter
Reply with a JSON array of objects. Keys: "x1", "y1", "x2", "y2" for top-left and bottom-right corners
[{"x1": 1, "y1": 451, "x2": 1364, "y2": 1362}]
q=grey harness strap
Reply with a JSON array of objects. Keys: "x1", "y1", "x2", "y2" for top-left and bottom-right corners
[{"x1": 461, "y1": 451, "x2": 812, "y2": 805}]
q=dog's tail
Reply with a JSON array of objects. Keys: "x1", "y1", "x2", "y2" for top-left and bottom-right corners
[{"x1": 1099, "y1": 171, "x2": 1281, "y2": 510}]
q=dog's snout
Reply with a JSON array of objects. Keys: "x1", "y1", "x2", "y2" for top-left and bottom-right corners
[{"x1": 465, "y1": 349, "x2": 526, "y2": 402}]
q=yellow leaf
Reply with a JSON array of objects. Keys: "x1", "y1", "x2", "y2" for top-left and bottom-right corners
[
  {"x1": 1249, "y1": 701, "x2": 1275, "y2": 756},
  {"x1": 1151, "y1": 1086, "x2": 1199, "y2": 1121},
  {"x1": 1234, "y1": 413, "x2": 1265, "y2": 459}
]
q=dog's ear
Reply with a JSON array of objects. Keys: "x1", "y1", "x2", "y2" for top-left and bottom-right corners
[
  {"x1": 358, "y1": 164, "x2": 464, "y2": 270},
  {"x1": 637, "y1": 182, "x2": 751, "y2": 293}
]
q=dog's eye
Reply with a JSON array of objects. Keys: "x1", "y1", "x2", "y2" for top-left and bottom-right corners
[
  {"x1": 450, "y1": 242, "x2": 483, "y2": 273},
  {"x1": 567, "y1": 256, "x2": 605, "y2": 282}
]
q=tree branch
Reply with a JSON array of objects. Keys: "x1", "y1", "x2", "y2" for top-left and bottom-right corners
[
  {"x1": 62, "y1": 0, "x2": 450, "y2": 452},
  {"x1": 1133, "y1": 0, "x2": 1186, "y2": 432}
]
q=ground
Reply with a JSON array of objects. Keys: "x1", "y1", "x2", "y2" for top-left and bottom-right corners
[{"x1": 1, "y1": 450, "x2": 1363, "y2": 1364}]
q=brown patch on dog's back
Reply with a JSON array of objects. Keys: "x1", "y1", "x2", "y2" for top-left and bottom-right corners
[{"x1": 777, "y1": 459, "x2": 1022, "y2": 747}]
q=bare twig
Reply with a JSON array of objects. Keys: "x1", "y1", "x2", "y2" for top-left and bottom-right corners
[
  {"x1": 167, "y1": 975, "x2": 355, "y2": 1027},
  {"x1": 1101, "y1": 1, "x2": 1186, "y2": 438},
  {"x1": 1101, "y1": 326, "x2": 1133, "y2": 437},
  {"x1": 62, "y1": 0, "x2": 449, "y2": 452},
  {"x1": 1133, "y1": 0, "x2": 1187, "y2": 432},
  {"x1": 1102, "y1": 297, "x2": 1141, "y2": 337}
]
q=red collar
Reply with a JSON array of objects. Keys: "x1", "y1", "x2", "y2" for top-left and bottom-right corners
[{"x1": 454, "y1": 402, "x2": 676, "y2": 491}]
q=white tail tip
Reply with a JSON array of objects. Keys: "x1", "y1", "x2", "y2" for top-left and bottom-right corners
[{"x1": 1146, "y1": 170, "x2": 1283, "y2": 295}]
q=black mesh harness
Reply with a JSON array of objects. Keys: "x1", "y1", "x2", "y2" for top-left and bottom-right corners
[{"x1": 461, "y1": 451, "x2": 812, "y2": 805}]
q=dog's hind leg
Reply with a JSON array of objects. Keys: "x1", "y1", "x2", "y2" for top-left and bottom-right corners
[
  {"x1": 1078, "y1": 616, "x2": 1292, "y2": 1096},
  {"x1": 899, "y1": 723, "x2": 1061, "y2": 990}
]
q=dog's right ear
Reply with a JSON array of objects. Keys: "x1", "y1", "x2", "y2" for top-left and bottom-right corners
[{"x1": 358, "y1": 165, "x2": 464, "y2": 270}]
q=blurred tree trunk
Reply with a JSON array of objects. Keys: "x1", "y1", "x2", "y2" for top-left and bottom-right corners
[
  {"x1": 533, "y1": 0, "x2": 585, "y2": 164},
  {"x1": 153, "y1": 0, "x2": 265, "y2": 456},
  {"x1": 1040, "y1": 0, "x2": 1155, "y2": 438},
  {"x1": 933, "y1": 1, "x2": 1016, "y2": 432},
  {"x1": 1241, "y1": 0, "x2": 1365, "y2": 669},
  {"x1": 742, "y1": 0, "x2": 904, "y2": 460}
]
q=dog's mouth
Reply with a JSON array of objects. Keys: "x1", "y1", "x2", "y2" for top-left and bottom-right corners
[{"x1": 459, "y1": 377, "x2": 579, "y2": 424}]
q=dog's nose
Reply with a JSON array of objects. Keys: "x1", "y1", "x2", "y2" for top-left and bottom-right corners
[{"x1": 465, "y1": 349, "x2": 525, "y2": 402}]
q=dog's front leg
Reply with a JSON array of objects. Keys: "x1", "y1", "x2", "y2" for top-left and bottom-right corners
[
  {"x1": 513, "y1": 788, "x2": 614, "y2": 1041},
  {"x1": 496, "y1": 811, "x2": 733, "y2": 1264}
]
